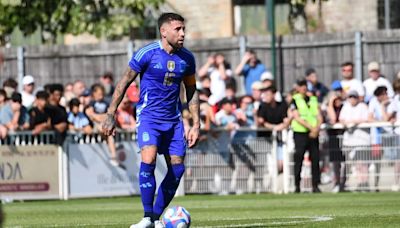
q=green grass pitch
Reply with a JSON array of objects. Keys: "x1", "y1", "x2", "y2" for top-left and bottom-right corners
[{"x1": 2, "y1": 192, "x2": 400, "y2": 227}]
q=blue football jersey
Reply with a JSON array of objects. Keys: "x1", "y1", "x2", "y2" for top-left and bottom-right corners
[{"x1": 129, "y1": 41, "x2": 196, "y2": 123}]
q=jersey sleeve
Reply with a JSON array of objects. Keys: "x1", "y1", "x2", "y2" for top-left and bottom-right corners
[
  {"x1": 129, "y1": 47, "x2": 151, "y2": 73},
  {"x1": 185, "y1": 52, "x2": 196, "y2": 76}
]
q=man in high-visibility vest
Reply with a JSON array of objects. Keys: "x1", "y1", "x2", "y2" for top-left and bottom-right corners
[{"x1": 290, "y1": 79, "x2": 323, "y2": 193}]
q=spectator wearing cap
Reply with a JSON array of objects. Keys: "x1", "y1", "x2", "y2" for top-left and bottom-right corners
[
  {"x1": 29, "y1": 91, "x2": 51, "y2": 135},
  {"x1": 330, "y1": 80, "x2": 346, "y2": 100},
  {"x1": 339, "y1": 90, "x2": 370, "y2": 190},
  {"x1": 363, "y1": 61, "x2": 394, "y2": 103},
  {"x1": 251, "y1": 81, "x2": 263, "y2": 110},
  {"x1": 0, "y1": 92, "x2": 30, "y2": 139},
  {"x1": 305, "y1": 68, "x2": 329, "y2": 103},
  {"x1": 235, "y1": 50, "x2": 266, "y2": 95},
  {"x1": 21, "y1": 75, "x2": 36, "y2": 110},
  {"x1": 290, "y1": 79, "x2": 322, "y2": 193},
  {"x1": 340, "y1": 62, "x2": 365, "y2": 101},
  {"x1": 260, "y1": 71, "x2": 283, "y2": 102}
]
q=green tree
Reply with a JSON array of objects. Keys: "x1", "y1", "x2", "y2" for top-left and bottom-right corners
[
  {"x1": 287, "y1": 0, "x2": 329, "y2": 33},
  {"x1": 0, "y1": 0, "x2": 164, "y2": 45}
]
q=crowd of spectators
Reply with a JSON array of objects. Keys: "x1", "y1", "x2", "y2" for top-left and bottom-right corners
[
  {"x1": 1, "y1": 50, "x2": 400, "y2": 189},
  {"x1": 2, "y1": 51, "x2": 400, "y2": 140}
]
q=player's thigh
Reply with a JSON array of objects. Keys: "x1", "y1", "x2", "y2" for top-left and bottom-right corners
[
  {"x1": 161, "y1": 121, "x2": 186, "y2": 157},
  {"x1": 137, "y1": 121, "x2": 162, "y2": 164}
]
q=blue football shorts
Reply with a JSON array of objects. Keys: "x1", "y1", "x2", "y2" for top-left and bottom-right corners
[{"x1": 137, "y1": 120, "x2": 187, "y2": 157}]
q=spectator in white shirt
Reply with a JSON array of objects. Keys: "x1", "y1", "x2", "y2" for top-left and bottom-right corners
[
  {"x1": 21, "y1": 75, "x2": 36, "y2": 110},
  {"x1": 339, "y1": 90, "x2": 370, "y2": 190},
  {"x1": 340, "y1": 62, "x2": 365, "y2": 102},
  {"x1": 198, "y1": 53, "x2": 233, "y2": 106},
  {"x1": 363, "y1": 61, "x2": 394, "y2": 103},
  {"x1": 386, "y1": 79, "x2": 400, "y2": 190}
]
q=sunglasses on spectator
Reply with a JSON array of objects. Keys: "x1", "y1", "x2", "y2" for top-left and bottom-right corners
[{"x1": 348, "y1": 95, "x2": 358, "y2": 98}]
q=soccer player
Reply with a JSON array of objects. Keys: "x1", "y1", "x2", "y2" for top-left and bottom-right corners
[{"x1": 102, "y1": 13, "x2": 199, "y2": 228}]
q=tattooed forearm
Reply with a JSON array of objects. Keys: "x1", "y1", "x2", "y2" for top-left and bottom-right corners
[
  {"x1": 107, "y1": 68, "x2": 138, "y2": 115},
  {"x1": 186, "y1": 85, "x2": 200, "y2": 128}
]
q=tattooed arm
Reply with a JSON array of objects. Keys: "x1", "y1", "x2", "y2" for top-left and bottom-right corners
[
  {"x1": 102, "y1": 68, "x2": 138, "y2": 136},
  {"x1": 183, "y1": 74, "x2": 200, "y2": 147}
]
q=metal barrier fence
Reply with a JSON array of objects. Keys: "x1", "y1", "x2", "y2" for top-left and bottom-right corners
[
  {"x1": 283, "y1": 122, "x2": 400, "y2": 193},
  {"x1": 185, "y1": 129, "x2": 277, "y2": 194},
  {"x1": 2, "y1": 123, "x2": 400, "y2": 199},
  {"x1": 0, "y1": 131, "x2": 57, "y2": 146}
]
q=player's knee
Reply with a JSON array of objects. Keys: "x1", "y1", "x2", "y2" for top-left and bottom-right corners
[
  {"x1": 170, "y1": 155, "x2": 184, "y2": 165},
  {"x1": 141, "y1": 145, "x2": 157, "y2": 164}
]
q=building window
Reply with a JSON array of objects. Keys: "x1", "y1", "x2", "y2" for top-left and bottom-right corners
[
  {"x1": 378, "y1": 0, "x2": 400, "y2": 29},
  {"x1": 233, "y1": 0, "x2": 290, "y2": 35}
]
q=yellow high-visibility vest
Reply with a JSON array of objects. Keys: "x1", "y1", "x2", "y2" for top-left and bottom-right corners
[{"x1": 291, "y1": 93, "x2": 319, "y2": 133}]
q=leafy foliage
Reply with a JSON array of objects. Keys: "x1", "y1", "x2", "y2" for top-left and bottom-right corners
[{"x1": 0, "y1": 0, "x2": 164, "y2": 44}]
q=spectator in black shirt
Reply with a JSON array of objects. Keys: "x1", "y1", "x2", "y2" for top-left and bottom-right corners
[
  {"x1": 257, "y1": 86, "x2": 289, "y2": 134},
  {"x1": 257, "y1": 86, "x2": 290, "y2": 172},
  {"x1": 29, "y1": 91, "x2": 51, "y2": 135},
  {"x1": 47, "y1": 84, "x2": 68, "y2": 145}
]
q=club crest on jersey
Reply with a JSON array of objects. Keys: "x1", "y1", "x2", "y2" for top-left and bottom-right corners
[{"x1": 167, "y1": 61, "x2": 175, "y2": 72}]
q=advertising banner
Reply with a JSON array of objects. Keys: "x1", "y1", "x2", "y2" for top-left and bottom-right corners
[
  {"x1": 0, "y1": 145, "x2": 61, "y2": 200},
  {"x1": 68, "y1": 142, "x2": 169, "y2": 198}
]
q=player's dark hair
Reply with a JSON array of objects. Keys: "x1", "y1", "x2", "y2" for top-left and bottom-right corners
[
  {"x1": 341, "y1": 61, "x2": 354, "y2": 68},
  {"x1": 374, "y1": 86, "x2": 387, "y2": 97},
  {"x1": 158, "y1": 12, "x2": 185, "y2": 29},
  {"x1": 36, "y1": 90, "x2": 49, "y2": 100}
]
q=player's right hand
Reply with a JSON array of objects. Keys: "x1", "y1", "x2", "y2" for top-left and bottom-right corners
[{"x1": 102, "y1": 113, "x2": 116, "y2": 136}]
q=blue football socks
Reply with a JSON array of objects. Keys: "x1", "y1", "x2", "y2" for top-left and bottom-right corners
[
  {"x1": 139, "y1": 162, "x2": 156, "y2": 218},
  {"x1": 153, "y1": 163, "x2": 185, "y2": 219}
]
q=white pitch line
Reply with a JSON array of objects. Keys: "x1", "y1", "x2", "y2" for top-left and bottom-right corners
[
  {"x1": 195, "y1": 216, "x2": 334, "y2": 228},
  {"x1": 6, "y1": 216, "x2": 333, "y2": 228}
]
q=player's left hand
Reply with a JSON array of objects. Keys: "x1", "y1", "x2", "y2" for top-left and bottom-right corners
[{"x1": 187, "y1": 127, "x2": 199, "y2": 148}]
